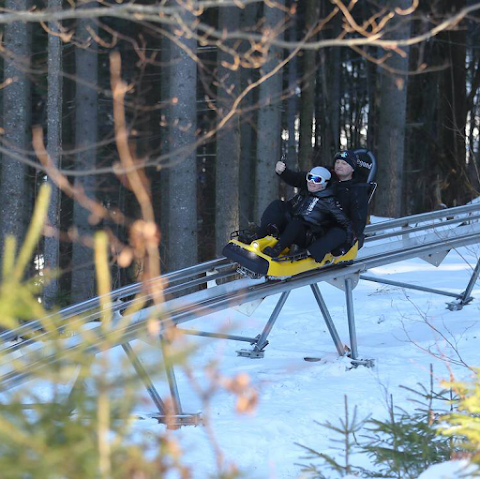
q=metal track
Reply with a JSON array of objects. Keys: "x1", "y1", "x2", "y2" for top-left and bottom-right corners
[
  {"x1": 0, "y1": 257, "x2": 235, "y2": 349},
  {"x1": 5, "y1": 202, "x2": 477, "y2": 346},
  {"x1": 1, "y1": 204, "x2": 480, "y2": 424},
  {"x1": 2, "y1": 210, "x2": 479, "y2": 387}
]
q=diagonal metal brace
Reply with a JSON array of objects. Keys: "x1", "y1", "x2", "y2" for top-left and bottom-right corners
[
  {"x1": 236, "y1": 291, "x2": 290, "y2": 359},
  {"x1": 310, "y1": 284, "x2": 345, "y2": 356},
  {"x1": 122, "y1": 342, "x2": 166, "y2": 416}
]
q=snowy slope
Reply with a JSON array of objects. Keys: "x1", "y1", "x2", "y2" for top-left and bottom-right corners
[{"x1": 132, "y1": 242, "x2": 480, "y2": 478}]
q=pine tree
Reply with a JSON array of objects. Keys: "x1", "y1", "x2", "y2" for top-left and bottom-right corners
[
  {"x1": 362, "y1": 383, "x2": 453, "y2": 478},
  {"x1": 296, "y1": 395, "x2": 368, "y2": 478},
  {"x1": 441, "y1": 369, "x2": 480, "y2": 467},
  {"x1": 296, "y1": 369, "x2": 462, "y2": 478}
]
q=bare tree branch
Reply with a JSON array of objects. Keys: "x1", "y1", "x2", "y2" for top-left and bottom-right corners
[{"x1": 0, "y1": 1, "x2": 479, "y2": 52}]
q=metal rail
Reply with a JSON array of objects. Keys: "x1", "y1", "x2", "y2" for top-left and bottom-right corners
[
  {"x1": 364, "y1": 213, "x2": 480, "y2": 243},
  {"x1": 2, "y1": 219, "x2": 479, "y2": 390},
  {"x1": 3, "y1": 204, "x2": 478, "y2": 345},
  {"x1": 364, "y1": 202, "x2": 480, "y2": 234},
  {"x1": 0, "y1": 257, "x2": 232, "y2": 344},
  {"x1": 2, "y1": 224, "x2": 480, "y2": 359},
  {"x1": 0, "y1": 259, "x2": 236, "y2": 352},
  {"x1": 1, "y1": 203, "x2": 480, "y2": 424}
]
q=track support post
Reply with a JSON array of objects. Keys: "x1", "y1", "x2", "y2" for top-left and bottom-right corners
[
  {"x1": 310, "y1": 284, "x2": 345, "y2": 357},
  {"x1": 344, "y1": 276, "x2": 375, "y2": 368},
  {"x1": 122, "y1": 342, "x2": 166, "y2": 416},
  {"x1": 156, "y1": 335, "x2": 201, "y2": 428},
  {"x1": 123, "y1": 340, "x2": 202, "y2": 428},
  {"x1": 344, "y1": 277, "x2": 358, "y2": 360},
  {"x1": 237, "y1": 291, "x2": 290, "y2": 359}
]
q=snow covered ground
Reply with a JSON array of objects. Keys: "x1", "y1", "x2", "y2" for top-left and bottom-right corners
[
  {"x1": 132, "y1": 240, "x2": 480, "y2": 478},
  {"x1": 4, "y1": 218, "x2": 479, "y2": 478}
]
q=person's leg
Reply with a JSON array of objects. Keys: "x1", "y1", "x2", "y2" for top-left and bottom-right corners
[
  {"x1": 263, "y1": 218, "x2": 307, "y2": 257},
  {"x1": 257, "y1": 200, "x2": 290, "y2": 237},
  {"x1": 307, "y1": 227, "x2": 347, "y2": 262},
  {"x1": 276, "y1": 218, "x2": 307, "y2": 250},
  {"x1": 239, "y1": 200, "x2": 290, "y2": 243}
]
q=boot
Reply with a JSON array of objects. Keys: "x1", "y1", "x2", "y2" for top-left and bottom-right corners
[
  {"x1": 238, "y1": 230, "x2": 260, "y2": 244},
  {"x1": 265, "y1": 223, "x2": 280, "y2": 238},
  {"x1": 238, "y1": 223, "x2": 260, "y2": 244},
  {"x1": 288, "y1": 244, "x2": 303, "y2": 255},
  {"x1": 263, "y1": 243, "x2": 284, "y2": 257}
]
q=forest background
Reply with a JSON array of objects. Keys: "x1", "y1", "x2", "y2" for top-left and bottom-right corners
[{"x1": 0, "y1": 0, "x2": 479, "y2": 308}]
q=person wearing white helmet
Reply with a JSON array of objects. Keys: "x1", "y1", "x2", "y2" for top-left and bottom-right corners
[
  {"x1": 240, "y1": 160, "x2": 355, "y2": 260},
  {"x1": 270, "y1": 149, "x2": 370, "y2": 261}
]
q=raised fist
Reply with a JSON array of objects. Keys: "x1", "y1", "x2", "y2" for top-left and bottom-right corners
[{"x1": 275, "y1": 161, "x2": 286, "y2": 174}]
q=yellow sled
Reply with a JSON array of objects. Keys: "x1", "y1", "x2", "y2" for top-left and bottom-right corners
[{"x1": 222, "y1": 235, "x2": 358, "y2": 278}]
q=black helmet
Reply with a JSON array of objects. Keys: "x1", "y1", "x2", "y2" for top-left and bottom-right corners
[{"x1": 334, "y1": 150, "x2": 358, "y2": 170}]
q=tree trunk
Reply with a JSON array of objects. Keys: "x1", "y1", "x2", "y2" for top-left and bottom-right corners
[
  {"x1": 374, "y1": 0, "x2": 411, "y2": 218},
  {"x1": 318, "y1": 45, "x2": 341, "y2": 162},
  {"x1": 158, "y1": 23, "x2": 171, "y2": 273},
  {"x1": 475, "y1": 134, "x2": 480, "y2": 194},
  {"x1": 0, "y1": 0, "x2": 31, "y2": 262},
  {"x1": 402, "y1": 5, "x2": 447, "y2": 215},
  {"x1": 298, "y1": 0, "x2": 318, "y2": 172},
  {"x1": 215, "y1": 6, "x2": 241, "y2": 255},
  {"x1": 285, "y1": 14, "x2": 298, "y2": 199},
  {"x1": 238, "y1": 2, "x2": 259, "y2": 228},
  {"x1": 317, "y1": 4, "x2": 341, "y2": 164},
  {"x1": 436, "y1": 0, "x2": 467, "y2": 207},
  {"x1": 366, "y1": 47, "x2": 377, "y2": 152},
  {"x1": 167, "y1": 6, "x2": 198, "y2": 271},
  {"x1": 468, "y1": 58, "x2": 480, "y2": 194},
  {"x1": 254, "y1": 0, "x2": 285, "y2": 222},
  {"x1": 71, "y1": 12, "x2": 98, "y2": 303},
  {"x1": 43, "y1": 0, "x2": 63, "y2": 308}
]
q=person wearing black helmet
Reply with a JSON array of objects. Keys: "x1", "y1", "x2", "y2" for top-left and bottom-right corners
[
  {"x1": 330, "y1": 150, "x2": 370, "y2": 247},
  {"x1": 263, "y1": 151, "x2": 361, "y2": 262},
  {"x1": 240, "y1": 160, "x2": 355, "y2": 260},
  {"x1": 263, "y1": 148, "x2": 370, "y2": 263},
  {"x1": 333, "y1": 150, "x2": 357, "y2": 181}
]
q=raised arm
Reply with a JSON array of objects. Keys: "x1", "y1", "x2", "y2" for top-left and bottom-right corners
[{"x1": 275, "y1": 161, "x2": 307, "y2": 188}]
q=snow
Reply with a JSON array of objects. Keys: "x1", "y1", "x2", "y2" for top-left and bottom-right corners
[
  {"x1": 4, "y1": 229, "x2": 480, "y2": 477},
  {"x1": 417, "y1": 460, "x2": 478, "y2": 479},
  {"x1": 127, "y1": 242, "x2": 480, "y2": 478}
]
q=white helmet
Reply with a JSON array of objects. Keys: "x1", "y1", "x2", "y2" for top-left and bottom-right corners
[{"x1": 306, "y1": 166, "x2": 331, "y2": 190}]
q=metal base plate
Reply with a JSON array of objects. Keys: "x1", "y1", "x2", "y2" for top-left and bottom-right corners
[
  {"x1": 304, "y1": 356, "x2": 375, "y2": 369},
  {"x1": 447, "y1": 300, "x2": 463, "y2": 311},
  {"x1": 149, "y1": 413, "x2": 202, "y2": 428},
  {"x1": 446, "y1": 296, "x2": 473, "y2": 311},
  {"x1": 237, "y1": 348, "x2": 265, "y2": 359},
  {"x1": 349, "y1": 358, "x2": 375, "y2": 369}
]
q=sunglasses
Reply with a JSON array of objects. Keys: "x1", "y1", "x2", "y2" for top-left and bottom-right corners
[{"x1": 307, "y1": 174, "x2": 325, "y2": 184}]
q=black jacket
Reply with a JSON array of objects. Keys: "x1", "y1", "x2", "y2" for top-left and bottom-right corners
[
  {"x1": 332, "y1": 179, "x2": 369, "y2": 242},
  {"x1": 279, "y1": 168, "x2": 355, "y2": 242},
  {"x1": 279, "y1": 167, "x2": 369, "y2": 242}
]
